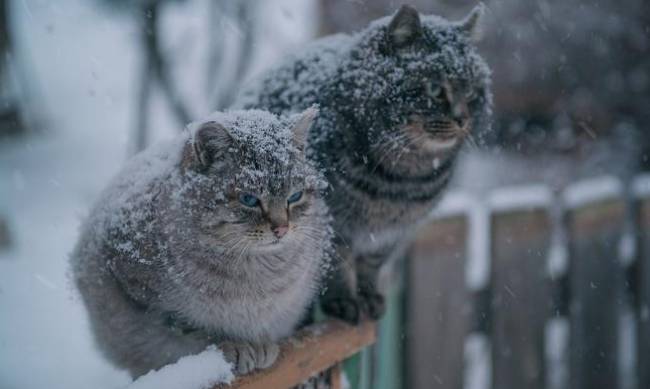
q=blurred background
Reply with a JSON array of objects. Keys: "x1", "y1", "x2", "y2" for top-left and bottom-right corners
[{"x1": 0, "y1": 1, "x2": 648, "y2": 389}]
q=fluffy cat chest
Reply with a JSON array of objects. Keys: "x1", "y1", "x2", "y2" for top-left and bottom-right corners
[
  {"x1": 328, "y1": 193, "x2": 437, "y2": 255},
  {"x1": 332, "y1": 191, "x2": 435, "y2": 231},
  {"x1": 172, "y1": 265, "x2": 316, "y2": 340}
]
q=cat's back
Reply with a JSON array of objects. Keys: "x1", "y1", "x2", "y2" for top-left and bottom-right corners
[
  {"x1": 101, "y1": 136, "x2": 186, "y2": 213},
  {"x1": 71, "y1": 136, "x2": 187, "y2": 272},
  {"x1": 235, "y1": 33, "x2": 353, "y2": 114}
]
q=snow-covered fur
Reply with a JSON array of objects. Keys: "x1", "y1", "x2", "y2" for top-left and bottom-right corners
[
  {"x1": 71, "y1": 109, "x2": 332, "y2": 377},
  {"x1": 234, "y1": 5, "x2": 492, "y2": 322}
]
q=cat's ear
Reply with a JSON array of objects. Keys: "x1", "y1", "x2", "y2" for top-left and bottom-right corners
[
  {"x1": 292, "y1": 106, "x2": 319, "y2": 151},
  {"x1": 387, "y1": 5, "x2": 422, "y2": 48},
  {"x1": 191, "y1": 121, "x2": 233, "y2": 168},
  {"x1": 456, "y1": 3, "x2": 485, "y2": 43}
]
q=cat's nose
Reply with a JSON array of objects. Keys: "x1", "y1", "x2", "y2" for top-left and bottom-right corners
[
  {"x1": 272, "y1": 225, "x2": 289, "y2": 239},
  {"x1": 452, "y1": 113, "x2": 468, "y2": 128},
  {"x1": 452, "y1": 112, "x2": 469, "y2": 128},
  {"x1": 451, "y1": 103, "x2": 469, "y2": 128}
]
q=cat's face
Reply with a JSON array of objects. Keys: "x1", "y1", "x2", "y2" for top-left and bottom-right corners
[
  {"x1": 180, "y1": 109, "x2": 329, "y2": 257},
  {"x1": 394, "y1": 74, "x2": 481, "y2": 154},
  {"x1": 337, "y1": 5, "x2": 491, "y2": 164}
]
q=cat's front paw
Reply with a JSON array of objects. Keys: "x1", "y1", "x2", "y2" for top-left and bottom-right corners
[
  {"x1": 321, "y1": 292, "x2": 386, "y2": 323},
  {"x1": 321, "y1": 296, "x2": 361, "y2": 324},
  {"x1": 219, "y1": 341, "x2": 280, "y2": 375},
  {"x1": 358, "y1": 291, "x2": 386, "y2": 320}
]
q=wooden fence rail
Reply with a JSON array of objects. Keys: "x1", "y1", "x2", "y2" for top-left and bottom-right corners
[{"x1": 215, "y1": 320, "x2": 376, "y2": 389}]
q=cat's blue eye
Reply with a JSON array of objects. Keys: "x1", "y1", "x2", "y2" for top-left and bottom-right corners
[
  {"x1": 239, "y1": 193, "x2": 260, "y2": 208},
  {"x1": 287, "y1": 191, "x2": 303, "y2": 205},
  {"x1": 427, "y1": 83, "x2": 444, "y2": 100}
]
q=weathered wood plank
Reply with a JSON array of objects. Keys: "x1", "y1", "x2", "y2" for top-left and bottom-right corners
[
  {"x1": 567, "y1": 199, "x2": 626, "y2": 389},
  {"x1": 637, "y1": 196, "x2": 650, "y2": 389},
  {"x1": 220, "y1": 320, "x2": 376, "y2": 389},
  {"x1": 490, "y1": 208, "x2": 551, "y2": 389},
  {"x1": 407, "y1": 215, "x2": 470, "y2": 389}
]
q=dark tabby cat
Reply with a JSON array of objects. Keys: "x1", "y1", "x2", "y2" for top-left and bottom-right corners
[
  {"x1": 71, "y1": 109, "x2": 332, "y2": 377},
  {"x1": 235, "y1": 5, "x2": 492, "y2": 322}
]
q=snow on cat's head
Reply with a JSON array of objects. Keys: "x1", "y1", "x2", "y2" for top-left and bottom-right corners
[
  {"x1": 179, "y1": 108, "x2": 329, "y2": 254},
  {"x1": 336, "y1": 4, "x2": 492, "y2": 159}
]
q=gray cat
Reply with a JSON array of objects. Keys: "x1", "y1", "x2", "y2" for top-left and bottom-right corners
[
  {"x1": 71, "y1": 108, "x2": 332, "y2": 377},
  {"x1": 234, "y1": 5, "x2": 492, "y2": 323}
]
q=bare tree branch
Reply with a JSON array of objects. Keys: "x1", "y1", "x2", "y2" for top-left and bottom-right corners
[
  {"x1": 133, "y1": 41, "x2": 154, "y2": 153},
  {"x1": 205, "y1": 0, "x2": 225, "y2": 99},
  {"x1": 133, "y1": 1, "x2": 193, "y2": 151},
  {"x1": 143, "y1": 2, "x2": 191, "y2": 125},
  {"x1": 212, "y1": 0, "x2": 256, "y2": 110}
]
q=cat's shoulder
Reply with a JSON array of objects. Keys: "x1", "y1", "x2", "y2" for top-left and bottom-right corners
[
  {"x1": 92, "y1": 135, "x2": 187, "y2": 220},
  {"x1": 234, "y1": 33, "x2": 354, "y2": 110},
  {"x1": 271, "y1": 33, "x2": 353, "y2": 73}
]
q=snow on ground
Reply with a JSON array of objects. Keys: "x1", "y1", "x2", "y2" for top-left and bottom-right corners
[{"x1": 0, "y1": 1, "x2": 315, "y2": 388}]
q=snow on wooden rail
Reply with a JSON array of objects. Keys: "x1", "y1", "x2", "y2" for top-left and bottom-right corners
[{"x1": 215, "y1": 319, "x2": 377, "y2": 389}]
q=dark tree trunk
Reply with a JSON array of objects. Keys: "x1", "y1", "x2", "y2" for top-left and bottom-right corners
[
  {"x1": 211, "y1": 0, "x2": 256, "y2": 110},
  {"x1": 0, "y1": 0, "x2": 25, "y2": 138},
  {"x1": 144, "y1": 3, "x2": 190, "y2": 126},
  {"x1": 133, "y1": 1, "x2": 191, "y2": 152}
]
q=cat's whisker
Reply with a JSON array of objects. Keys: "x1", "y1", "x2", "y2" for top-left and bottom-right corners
[
  {"x1": 392, "y1": 132, "x2": 429, "y2": 166},
  {"x1": 372, "y1": 134, "x2": 406, "y2": 167},
  {"x1": 464, "y1": 133, "x2": 479, "y2": 149},
  {"x1": 232, "y1": 241, "x2": 251, "y2": 266},
  {"x1": 371, "y1": 133, "x2": 410, "y2": 173},
  {"x1": 293, "y1": 225, "x2": 334, "y2": 243},
  {"x1": 427, "y1": 121, "x2": 454, "y2": 127},
  {"x1": 223, "y1": 237, "x2": 250, "y2": 264}
]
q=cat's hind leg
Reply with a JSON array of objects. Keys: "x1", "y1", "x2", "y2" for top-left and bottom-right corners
[
  {"x1": 320, "y1": 247, "x2": 363, "y2": 324},
  {"x1": 76, "y1": 270, "x2": 214, "y2": 378},
  {"x1": 320, "y1": 246, "x2": 387, "y2": 322},
  {"x1": 356, "y1": 252, "x2": 387, "y2": 320}
]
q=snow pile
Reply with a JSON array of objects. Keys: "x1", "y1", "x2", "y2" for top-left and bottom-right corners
[{"x1": 126, "y1": 346, "x2": 233, "y2": 389}]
